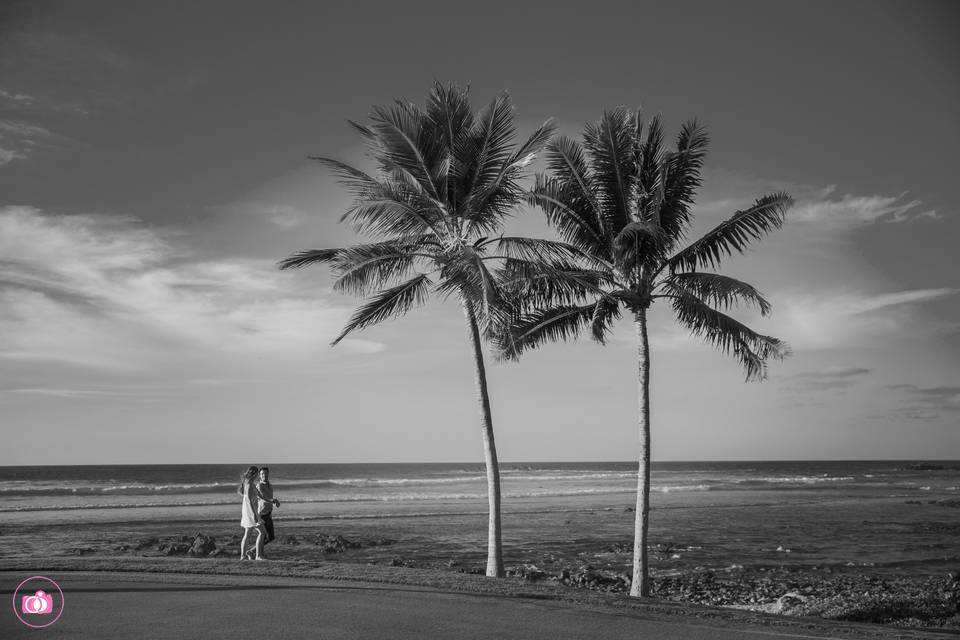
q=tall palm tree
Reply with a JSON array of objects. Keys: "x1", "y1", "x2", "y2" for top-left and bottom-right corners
[
  {"x1": 499, "y1": 108, "x2": 791, "y2": 596},
  {"x1": 278, "y1": 83, "x2": 556, "y2": 577}
]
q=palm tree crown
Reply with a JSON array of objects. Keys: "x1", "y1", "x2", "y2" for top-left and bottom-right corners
[
  {"x1": 502, "y1": 108, "x2": 791, "y2": 377},
  {"x1": 279, "y1": 83, "x2": 557, "y2": 342},
  {"x1": 278, "y1": 83, "x2": 557, "y2": 577}
]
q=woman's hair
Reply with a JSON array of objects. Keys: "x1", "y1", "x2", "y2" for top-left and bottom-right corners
[{"x1": 237, "y1": 466, "x2": 259, "y2": 494}]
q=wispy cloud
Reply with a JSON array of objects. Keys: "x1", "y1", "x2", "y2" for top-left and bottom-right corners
[
  {"x1": 790, "y1": 186, "x2": 937, "y2": 226},
  {"x1": 886, "y1": 384, "x2": 960, "y2": 421},
  {"x1": 769, "y1": 288, "x2": 957, "y2": 349},
  {"x1": 0, "y1": 206, "x2": 381, "y2": 377},
  {"x1": 0, "y1": 119, "x2": 53, "y2": 165},
  {"x1": 216, "y1": 201, "x2": 309, "y2": 229},
  {"x1": 698, "y1": 173, "x2": 940, "y2": 233},
  {"x1": 791, "y1": 366, "x2": 871, "y2": 391}
]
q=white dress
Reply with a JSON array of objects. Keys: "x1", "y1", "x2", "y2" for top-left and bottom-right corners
[{"x1": 240, "y1": 482, "x2": 259, "y2": 528}]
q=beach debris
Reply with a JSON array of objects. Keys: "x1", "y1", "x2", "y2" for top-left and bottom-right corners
[
  {"x1": 508, "y1": 564, "x2": 547, "y2": 581},
  {"x1": 316, "y1": 534, "x2": 361, "y2": 553},
  {"x1": 135, "y1": 537, "x2": 159, "y2": 549},
  {"x1": 164, "y1": 543, "x2": 191, "y2": 556},
  {"x1": 188, "y1": 533, "x2": 217, "y2": 557}
]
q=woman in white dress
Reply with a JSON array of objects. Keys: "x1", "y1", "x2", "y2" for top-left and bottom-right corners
[{"x1": 238, "y1": 466, "x2": 265, "y2": 560}]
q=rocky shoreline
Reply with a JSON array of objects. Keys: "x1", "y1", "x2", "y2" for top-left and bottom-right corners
[{"x1": 54, "y1": 530, "x2": 960, "y2": 631}]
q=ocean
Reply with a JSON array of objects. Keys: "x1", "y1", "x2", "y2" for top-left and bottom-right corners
[{"x1": 1, "y1": 461, "x2": 958, "y2": 578}]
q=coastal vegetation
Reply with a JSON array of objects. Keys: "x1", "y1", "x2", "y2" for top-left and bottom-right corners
[{"x1": 499, "y1": 109, "x2": 792, "y2": 596}]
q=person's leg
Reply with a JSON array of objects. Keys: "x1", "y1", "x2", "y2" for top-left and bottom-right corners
[
  {"x1": 239, "y1": 527, "x2": 250, "y2": 560},
  {"x1": 262, "y1": 514, "x2": 274, "y2": 545},
  {"x1": 254, "y1": 525, "x2": 265, "y2": 560}
]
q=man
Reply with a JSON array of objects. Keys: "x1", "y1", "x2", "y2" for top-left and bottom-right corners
[{"x1": 255, "y1": 466, "x2": 281, "y2": 550}]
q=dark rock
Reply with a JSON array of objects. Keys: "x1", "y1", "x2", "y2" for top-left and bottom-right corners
[
  {"x1": 389, "y1": 557, "x2": 414, "y2": 567},
  {"x1": 209, "y1": 548, "x2": 231, "y2": 558},
  {"x1": 165, "y1": 543, "x2": 191, "y2": 556},
  {"x1": 136, "y1": 537, "x2": 159, "y2": 549},
  {"x1": 188, "y1": 533, "x2": 216, "y2": 557},
  {"x1": 277, "y1": 535, "x2": 299, "y2": 545},
  {"x1": 510, "y1": 564, "x2": 547, "y2": 581},
  {"x1": 65, "y1": 547, "x2": 95, "y2": 556},
  {"x1": 316, "y1": 534, "x2": 361, "y2": 553},
  {"x1": 370, "y1": 537, "x2": 396, "y2": 546}
]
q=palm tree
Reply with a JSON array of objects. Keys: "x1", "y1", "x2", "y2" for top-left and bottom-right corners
[
  {"x1": 499, "y1": 108, "x2": 791, "y2": 596},
  {"x1": 278, "y1": 83, "x2": 556, "y2": 577}
]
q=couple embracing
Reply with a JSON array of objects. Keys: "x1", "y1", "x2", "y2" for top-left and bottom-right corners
[{"x1": 238, "y1": 465, "x2": 280, "y2": 560}]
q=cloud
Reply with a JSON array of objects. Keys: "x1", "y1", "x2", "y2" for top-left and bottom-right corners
[
  {"x1": 790, "y1": 186, "x2": 937, "y2": 226},
  {"x1": 0, "y1": 147, "x2": 24, "y2": 165},
  {"x1": 791, "y1": 366, "x2": 871, "y2": 391},
  {"x1": 215, "y1": 201, "x2": 309, "y2": 229},
  {"x1": 0, "y1": 206, "x2": 381, "y2": 377},
  {"x1": 886, "y1": 385, "x2": 960, "y2": 421},
  {"x1": 697, "y1": 173, "x2": 939, "y2": 234},
  {"x1": 795, "y1": 366, "x2": 871, "y2": 378},
  {"x1": 0, "y1": 119, "x2": 53, "y2": 165},
  {"x1": 0, "y1": 88, "x2": 36, "y2": 106},
  {"x1": 769, "y1": 288, "x2": 957, "y2": 350}
]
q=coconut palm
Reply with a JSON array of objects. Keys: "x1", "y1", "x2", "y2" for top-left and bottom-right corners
[
  {"x1": 498, "y1": 108, "x2": 791, "y2": 596},
  {"x1": 278, "y1": 83, "x2": 556, "y2": 577}
]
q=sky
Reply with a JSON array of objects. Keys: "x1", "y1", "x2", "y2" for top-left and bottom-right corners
[{"x1": 1, "y1": 0, "x2": 958, "y2": 464}]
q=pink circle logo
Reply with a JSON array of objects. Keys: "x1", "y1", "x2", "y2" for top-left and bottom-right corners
[{"x1": 12, "y1": 575, "x2": 64, "y2": 628}]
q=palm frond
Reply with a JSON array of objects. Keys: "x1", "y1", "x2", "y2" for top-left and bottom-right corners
[
  {"x1": 490, "y1": 236, "x2": 602, "y2": 266},
  {"x1": 543, "y1": 136, "x2": 603, "y2": 235},
  {"x1": 278, "y1": 248, "x2": 341, "y2": 270},
  {"x1": 637, "y1": 114, "x2": 664, "y2": 221},
  {"x1": 425, "y1": 83, "x2": 475, "y2": 206},
  {"x1": 425, "y1": 82, "x2": 474, "y2": 152},
  {"x1": 500, "y1": 257, "x2": 616, "y2": 309},
  {"x1": 657, "y1": 119, "x2": 709, "y2": 242},
  {"x1": 498, "y1": 303, "x2": 598, "y2": 360},
  {"x1": 332, "y1": 273, "x2": 432, "y2": 345},
  {"x1": 460, "y1": 93, "x2": 516, "y2": 200},
  {"x1": 671, "y1": 291, "x2": 789, "y2": 381},
  {"x1": 508, "y1": 118, "x2": 557, "y2": 168},
  {"x1": 368, "y1": 101, "x2": 443, "y2": 200},
  {"x1": 311, "y1": 157, "x2": 447, "y2": 238},
  {"x1": 528, "y1": 174, "x2": 608, "y2": 257},
  {"x1": 667, "y1": 192, "x2": 792, "y2": 273},
  {"x1": 661, "y1": 272, "x2": 771, "y2": 315},
  {"x1": 331, "y1": 238, "x2": 436, "y2": 294},
  {"x1": 590, "y1": 295, "x2": 622, "y2": 343},
  {"x1": 583, "y1": 108, "x2": 636, "y2": 234}
]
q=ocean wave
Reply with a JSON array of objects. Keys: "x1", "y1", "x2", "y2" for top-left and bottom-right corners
[
  {"x1": 732, "y1": 475, "x2": 855, "y2": 485},
  {"x1": 0, "y1": 486, "x2": 645, "y2": 513},
  {"x1": 655, "y1": 484, "x2": 712, "y2": 493},
  {"x1": 0, "y1": 472, "x2": 643, "y2": 496}
]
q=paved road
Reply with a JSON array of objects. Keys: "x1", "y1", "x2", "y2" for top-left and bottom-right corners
[{"x1": 0, "y1": 572, "x2": 923, "y2": 639}]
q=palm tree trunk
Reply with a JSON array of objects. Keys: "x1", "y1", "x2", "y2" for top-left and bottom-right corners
[
  {"x1": 630, "y1": 307, "x2": 652, "y2": 597},
  {"x1": 461, "y1": 298, "x2": 505, "y2": 578}
]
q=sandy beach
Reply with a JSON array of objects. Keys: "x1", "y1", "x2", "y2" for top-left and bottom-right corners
[
  {"x1": 3, "y1": 462, "x2": 958, "y2": 632},
  {"x1": 1, "y1": 566, "x2": 950, "y2": 640}
]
